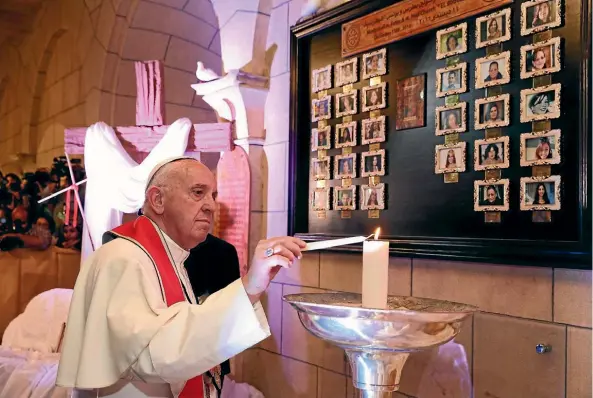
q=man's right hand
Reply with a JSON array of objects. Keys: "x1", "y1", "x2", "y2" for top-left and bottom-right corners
[{"x1": 242, "y1": 236, "x2": 307, "y2": 304}]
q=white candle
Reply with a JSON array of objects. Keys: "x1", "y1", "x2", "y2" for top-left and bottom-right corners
[
  {"x1": 362, "y1": 239, "x2": 389, "y2": 309},
  {"x1": 303, "y1": 236, "x2": 367, "y2": 251}
]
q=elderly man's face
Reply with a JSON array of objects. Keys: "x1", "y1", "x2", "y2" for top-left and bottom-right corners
[{"x1": 162, "y1": 161, "x2": 217, "y2": 248}]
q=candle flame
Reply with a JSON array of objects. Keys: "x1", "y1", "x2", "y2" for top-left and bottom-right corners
[{"x1": 373, "y1": 227, "x2": 380, "y2": 240}]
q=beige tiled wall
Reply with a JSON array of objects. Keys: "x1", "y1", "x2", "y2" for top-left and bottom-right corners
[{"x1": 241, "y1": 253, "x2": 592, "y2": 398}]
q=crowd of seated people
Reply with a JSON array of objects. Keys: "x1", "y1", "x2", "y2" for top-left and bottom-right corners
[{"x1": 0, "y1": 157, "x2": 85, "y2": 252}]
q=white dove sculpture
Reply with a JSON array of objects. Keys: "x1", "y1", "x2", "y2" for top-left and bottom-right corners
[{"x1": 196, "y1": 61, "x2": 221, "y2": 82}]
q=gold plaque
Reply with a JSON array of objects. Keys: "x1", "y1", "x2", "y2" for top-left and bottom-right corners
[
  {"x1": 342, "y1": 178, "x2": 353, "y2": 187},
  {"x1": 532, "y1": 165, "x2": 552, "y2": 177},
  {"x1": 445, "y1": 56, "x2": 460, "y2": 67},
  {"x1": 317, "y1": 211, "x2": 327, "y2": 219},
  {"x1": 533, "y1": 31, "x2": 553, "y2": 42},
  {"x1": 342, "y1": 147, "x2": 352, "y2": 155},
  {"x1": 318, "y1": 90, "x2": 328, "y2": 98},
  {"x1": 317, "y1": 149, "x2": 327, "y2": 158},
  {"x1": 486, "y1": 86, "x2": 502, "y2": 97},
  {"x1": 485, "y1": 212, "x2": 502, "y2": 223},
  {"x1": 370, "y1": 77, "x2": 382, "y2": 85},
  {"x1": 444, "y1": 133, "x2": 459, "y2": 144},
  {"x1": 370, "y1": 110, "x2": 381, "y2": 118},
  {"x1": 445, "y1": 95, "x2": 459, "y2": 105},
  {"x1": 368, "y1": 210, "x2": 380, "y2": 218},
  {"x1": 316, "y1": 180, "x2": 326, "y2": 188},
  {"x1": 343, "y1": 84, "x2": 353, "y2": 93},
  {"x1": 369, "y1": 143, "x2": 381, "y2": 151},
  {"x1": 369, "y1": 176, "x2": 380, "y2": 186},
  {"x1": 341, "y1": 210, "x2": 352, "y2": 219},
  {"x1": 486, "y1": 43, "x2": 503, "y2": 55},
  {"x1": 532, "y1": 120, "x2": 551, "y2": 132},
  {"x1": 318, "y1": 120, "x2": 327, "y2": 128},
  {"x1": 485, "y1": 128, "x2": 502, "y2": 138},
  {"x1": 532, "y1": 211, "x2": 552, "y2": 223},
  {"x1": 533, "y1": 75, "x2": 552, "y2": 88},
  {"x1": 444, "y1": 173, "x2": 459, "y2": 183},
  {"x1": 485, "y1": 169, "x2": 501, "y2": 180},
  {"x1": 343, "y1": 115, "x2": 353, "y2": 123}
]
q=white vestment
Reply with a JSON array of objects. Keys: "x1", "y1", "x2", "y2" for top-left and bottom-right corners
[
  {"x1": 56, "y1": 223, "x2": 270, "y2": 398},
  {"x1": 81, "y1": 118, "x2": 192, "y2": 262}
]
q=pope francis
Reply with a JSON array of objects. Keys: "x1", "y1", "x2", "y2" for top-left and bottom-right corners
[{"x1": 56, "y1": 157, "x2": 306, "y2": 398}]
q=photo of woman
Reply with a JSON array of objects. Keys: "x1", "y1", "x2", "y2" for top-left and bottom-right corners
[
  {"x1": 362, "y1": 82, "x2": 387, "y2": 112},
  {"x1": 520, "y1": 176, "x2": 561, "y2": 210},
  {"x1": 361, "y1": 116, "x2": 386, "y2": 145},
  {"x1": 474, "y1": 137, "x2": 510, "y2": 171},
  {"x1": 334, "y1": 153, "x2": 357, "y2": 179},
  {"x1": 362, "y1": 48, "x2": 387, "y2": 79},
  {"x1": 436, "y1": 23, "x2": 467, "y2": 59},
  {"x1": 520, "y1": 129, "x2": 561, "y2": 166},
  {"x1": 435, "y1": 142, "x2": 466, "y2": 174},
  {"x1": 361, "y1": 149, "x2": 386, "y2": 177},
  {"x1": 475, "y1": 94, "x2": 510, "y2": 130},
  {"x1": 311, "y1": 126, "x2": 331, "y2": 151},
  {"x1": 311, "y1": 187, "x2": 330, "y2": 211},
  {"x1": 312, "y1": 65, "x2": 332, "y2": 92},
  {"x1": 334, "y1": 186, "x2": 357, "y2": 210},
  {"x1": 435, "y1": 103, "x2": 467, "y2": 135},
  {"x1": 476, "y1": 8, "x2": 511, "y2": 48},
  {"x1": 335, "y1": 58, "x2": 358, "y2": 86},
  {"x1": 474, "y1": 179, "x2": 510, "y2": 211},
  {"x1": 520, "y1": 37, "x2": 561, "y2": 79},
  {"x1": 521, "y1": 0, "x2": 562, "y2": 35},
  {"x1": 336, "y1": 91, "x2": 358, "y2": 117},
  {"x1": 520, "y1": 84, "x2": 561, "y2": 122},
  {"x1": 311, "y1": 157, "x2": 330, "y2": 180},
  {"x1": 360, "y1": 183, "x2": 386, "y2": 210},
  {"x1": 335, "y1": 121, "x2": 357, "y2": 148},
  {"x1": 311, "y1": 96, "x2": 331, "y2": 122}
]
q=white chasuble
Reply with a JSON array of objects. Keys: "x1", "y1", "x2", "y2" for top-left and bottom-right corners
[{"x1": 56, "y1": 227, "x2": 270, "y2": 398}]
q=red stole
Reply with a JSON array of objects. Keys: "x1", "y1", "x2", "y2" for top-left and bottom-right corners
[{"x1": 109, "y1": 216, "x2": 204, "y2": 398}]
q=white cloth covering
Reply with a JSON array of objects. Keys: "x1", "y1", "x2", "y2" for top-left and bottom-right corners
[
  {"x1": 81, "y1": 118, "x2": 192, "y2": 262},
  {"x1": 57, "y1": 222, "x2": 271, "y2": 398}
]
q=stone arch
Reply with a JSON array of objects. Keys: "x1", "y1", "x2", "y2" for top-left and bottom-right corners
[{"x1": 27, "y1": 28, "x2": 67, "y2": 157}]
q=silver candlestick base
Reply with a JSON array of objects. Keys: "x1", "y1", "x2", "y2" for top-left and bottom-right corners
[{"x1": 283, "y1": 292, "x2": 477, "y2": 395}]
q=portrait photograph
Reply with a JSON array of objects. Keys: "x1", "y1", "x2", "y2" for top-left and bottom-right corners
[
  {"x1": 474, "y1": 94, "x2": 510, "y2": 130},
  {"x1": 520, "y1": 175, "x2": 561, "y2": 211},
  {"x1": 311, "y1": 157, "x2": 330, "y2": 180},
  {"x1": 521, "y1": 0, "x2": 562, "y2": 36},
  {"x1": 476, "y1": 8, "x2": 512, "y2": 49},
  {"x1": 436, "y1": 23, "x2": 468, "y2": 60},
  {"x1": 395, "y1": 74, "x2": 426, "y2": 130},
  {"x1": 311, "y1": 187, "x2": 330, "y2": 211},
  {"x1": 311, "y1": 126, "x2": 331, "y2": 152},
  {"x1": 361, "y1": 116, "x2": 386, "y2": 145},
  {"x1": 362, "y1": 82, "x2": 387, "y2": 112},
  {"x1": 520, "y1": 37, "x2": 562, "y2": 79},
  {"x1": 475, "y1": 51, "x2": 511, "y2": 89},
  {"x1": 474, "y1": 136, "x2": 510, "y2": 171},
  {"x1": 335, "y1": 91, "x2": 358, "y2": 118},
  {"x1": 360, "y1": 183, "x2": 386, "y2": 210},
  {"x1": 335, "y1": 57, "x2": 358, "y2": 87},
  {"x1": 335, "y1": 121, "x2": 357, "y2": 148},
  {"x1": 520, "y1": 129, "x2": 561, "y2": 166},
  {"x1": 334, "y1": 153, "x2": 357, "y2": 179},
  {"x1": 362, "y1": 48, "x2": 387, "y2": 80},
  {"x1": 435, "y1": 102, "x2": 467, "y2": 135},
  {"x1": 520, "y1": 83, "x2": 561, "y2": 123},
  {"x1": 334, "y1": 186, "x2": 356, "y2": 211},
  {"x1": 312, "y1": 65, "x2": 332, "y2": 92},
  {"x1": 436, "y1": 63, "x2": 467, "y2": 97},
  {"x1": 434, "y1": 142, "x2": 466, "y2": 174},
  {"x1": 311, "y1": 95, "x2": 332, "y2": 122},
  {"x1": 361, "y1": 149, "x2": 386, "y2": 178},
  {"x1": 474, "y1": 179, "x2": 510, "y2": 212}
]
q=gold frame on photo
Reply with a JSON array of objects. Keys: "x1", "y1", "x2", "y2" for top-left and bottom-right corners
[
  {"x1": 473, "y1": 179, "x2": 510, "y2": 212},
  {"x1": 311, "y1": 187, "x2": 331, "y2": 211},
  {"x1": 311, "y1": 157, "x2": 331, "y2": 181},
  {"x1": 436, "y1": 63, "x2": 468, "y2": 97},
  {"x1": 519, "y1": 83, "x2": 561, "y2": 123},
  {"x1": 311, "y1": 125, "x2": 331, "y2": 152},
  {"x1": 435, "y1": 102, "x2": 467, "y2": 135},
  {"x1": 360, "y1": 183, "x2": 386, "y2": 210},
  {"x1": 362, "y1": 82, "x2": 387, "y2": 112},
  {"x1": 311, "y1": 95, "x2": 332, "y2": 122},
  {"x1": 360, "y1": 149, "x2": 386, "y2": 178},
  {"x1": 474, "y1": 136, "x2": 510, "y2": 171},
  {"x1": 335, "y1": 57, "x2": 358, "y2": 87},
  {"x1": 520, "y1": 37, "x2": 562, "y2": 79},
  {"x1": 362, "y1": 48, "x2": 387, "y2": 80},
  {"x1": 436, "y1": 22, "x2": 468, "y2": 60},
  {"x1": 334, "y1": 153, "x2": 357, "y2": 179},
  {"x1": 361, "y1": 115, "x2": 386, "y2": 145},
  {"x1": 335, "y1": 90, "x2": 358, "y2": 118},
  {"x1": 520, "y1": 175, "x2": 561, "y2": 211},
  {"x1": 334, "y1": 185, "x2": 357, "y2": 211},
  {"x1": 474, "y1": 94, "x2": 511, "y2": 130},
  {"x1": 311, "y1": 65, "x2": 332, "y2": 93},
  {"x1": 475, "y1": 8, "x2": 512, "y2": 49},
  {"x1": 434, "y1": 142, "x2": 467, "y2": 174},
  {"x1": 519, "y1": 129, "x2": 562, "y2": 167},
  {"x1": 334, "y1": 121, "x2": 358, "y2": 148},
  {"x1": 475, "y1": 51, "x2": 511, "y2": 89},
  {"x1": 520, "y1": 0, "x2": 562, "y2": 36}
]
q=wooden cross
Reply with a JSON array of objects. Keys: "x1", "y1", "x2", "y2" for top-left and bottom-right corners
[{"x1": 64, "y1": 61, "x2": 234, "y2": 162}]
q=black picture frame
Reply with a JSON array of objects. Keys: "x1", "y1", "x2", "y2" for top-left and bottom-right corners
[{"x1": 288, "y1": 0, "x2": 592, "y2": 268}]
